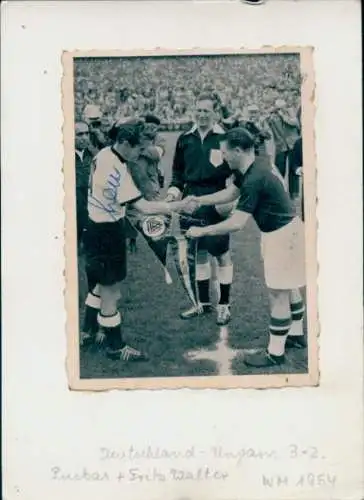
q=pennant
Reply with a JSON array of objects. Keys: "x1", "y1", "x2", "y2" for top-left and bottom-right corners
[
  {"x1": 169, "y1": 234, "x2": 200, "y2": 310},
  {"x1": 126, "y1": 210, "x2": 200, "y2": 308},
  {"x1": 131, "y1": 212, "x2": 172, "y2": 280}
]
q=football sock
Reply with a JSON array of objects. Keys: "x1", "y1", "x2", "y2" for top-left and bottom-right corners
[
  {"x1": 82, "y1": 286, "x2": 101, "y2": 333},
  {"x1": 268, "y1": 317, "x2": 291, "y2": 357},
  {"x1": 217, "y1": 264, "x2": 233, "y2": 305},
  {"x1": 196, "y1": 262, "x2": 211, "y2": 305},
  {"x1": 289, "y1": 300, "x2": 305, "y2": 336},
  {"x1": 97, "y1": 312, "x2": 125, "y2": 351}
]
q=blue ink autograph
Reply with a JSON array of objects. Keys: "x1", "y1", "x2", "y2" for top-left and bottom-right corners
[{"x1": 88, "y1": 167, "x2": 123, "y2": 220}]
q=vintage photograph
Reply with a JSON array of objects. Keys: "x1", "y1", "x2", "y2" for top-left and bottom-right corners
[{"x1": 63, "y1": 48, "x2": 318, "y2": 390}]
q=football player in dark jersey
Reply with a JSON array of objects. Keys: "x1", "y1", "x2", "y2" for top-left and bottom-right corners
[{"x1": 184, "y1": 127, "x2": 306, "y2": 367}]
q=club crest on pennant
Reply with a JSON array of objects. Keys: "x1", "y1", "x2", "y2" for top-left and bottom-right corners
[{"x1": 141, "y1": 215, "x2": 167, "y2": 240}]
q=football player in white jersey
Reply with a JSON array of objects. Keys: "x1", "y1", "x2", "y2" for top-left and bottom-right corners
[{"x1": 81, "y1": 120, "x2": 183, "y2": 362}]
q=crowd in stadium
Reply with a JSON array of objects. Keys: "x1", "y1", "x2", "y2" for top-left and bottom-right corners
[{"x1": 74, "y1": 55, "x2": 301, "y2": 129}]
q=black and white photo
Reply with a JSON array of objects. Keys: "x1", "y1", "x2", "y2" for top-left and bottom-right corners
[{"x1": 63, "y1": 48, "x2": 318, "y2": 389}]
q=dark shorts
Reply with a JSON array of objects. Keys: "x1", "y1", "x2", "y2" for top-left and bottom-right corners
[
  {"x1": 180, "y1": 205, "x2": 230, "y2": 257},
  {"x1": 83, "y1": 218, "x2": 127, "y2": 286}
]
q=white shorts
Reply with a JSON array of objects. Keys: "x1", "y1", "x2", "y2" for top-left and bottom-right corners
[{"x1": 261, "y1": 216, "x2": 306, "y2": 290}]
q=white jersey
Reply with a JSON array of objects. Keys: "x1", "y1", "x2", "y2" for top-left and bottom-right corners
[{"x1": 88, "y1": 146, "x2": 142, "y2": 223}]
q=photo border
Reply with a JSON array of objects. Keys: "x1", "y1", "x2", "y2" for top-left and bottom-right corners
[{"x1": 62, "y1": 46, "x2": 319, "y2": 391}]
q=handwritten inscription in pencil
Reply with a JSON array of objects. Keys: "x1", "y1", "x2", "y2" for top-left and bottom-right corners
[{"x1": 49, "y1": 444, "x2": 338, "y2": 490}]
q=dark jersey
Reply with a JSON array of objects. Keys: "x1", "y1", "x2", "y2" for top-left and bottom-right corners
[
  {"x1": 291, "y1": 137, "x2": 303, "y2": 173},
  {"x1": 170, "y1": 124, "x2": 232, "y2": 196},
  {"x1": 233, "y1": 156, "x2": 295, "y2": 233}
]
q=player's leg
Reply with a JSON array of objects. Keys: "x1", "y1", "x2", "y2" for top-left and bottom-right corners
[
  {"x1": 215, "y1": 250, "x2": 233, "y2": 326},
  {"x1": 124, "y1": 218, "x2": 138, "y2": 253},
  {"x1": 244, "y1": 217, "x2": 306, "y2": 367},
  {"x1": 97, "y1": 283, "x2": 130, "y2": 358},
  {"x1": 196, "y1": 249, "x2": 212, "y2": 308},
  {"x1": 80, "y1": 279, "x2": 101, "y2": 347},
  {"x1": 244, "y1": 288, "x2": 291, "y2": 367},
  {"x1": 180, "y1": 249, "x2": 213, "y2": 319},
  {"x1": 80, "y1": 220, "x2": 101, "y2": 346},
  {"x1": 205, "y1": 205, "x2": 233, "y2": 325},
  {"x1": 99, "y1": 282, "x2": 147, "y2": 361},
  {"x1": 101, "y1": 221, "x2": 148, "y2": 362},
  {"x1": 84, "y1": 219, "x2": 147, "y2": 361},
  {"x1": 286, "y1": 218, "x2": 306, "y2": 348},
  {"x1": 267, "y1": 289, "x2": 291, "y2": 361},
  {"x1": 179, "y1": 203, "x2": 213, "y2": 319},
  {"x1": 182, "y1": 204, "x2": 234, "y2": 324},
  {"x1": 286, "y1": 288, "x2": 306, "y2": 348}
]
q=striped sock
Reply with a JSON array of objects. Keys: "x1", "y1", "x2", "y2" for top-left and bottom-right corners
[
  {"x1": 268, "y1": 317, "x2": 291, "y2": 357},
  {"x1": 97, "y1": 312, "x2": 125, "y2": 351},
  {"x1": 289, "y1": 300, "x2": 305, "y2": 336}
]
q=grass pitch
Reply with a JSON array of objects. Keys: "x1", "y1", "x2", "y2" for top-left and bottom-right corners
[{"x1": 79, "y1": 132, "x2": 308, "y2": 379}]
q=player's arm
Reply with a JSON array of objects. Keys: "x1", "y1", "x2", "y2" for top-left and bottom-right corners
[
  {"x1": 186, "y1": 210, "x2": 251, "y2": 238},
  {"x1": 166, "y1": 134, "x2": 185, "y2": 201},
  {"x1": 187, "y1": 176, "x2": 260, "y2": 238},
  {"x1": 123, "y1": 164, "x2": 186, "y2": 215},
  {"x1": 193, "y1": 184, "x2": 240, "y2": 207},
  {"x1": 132, "y1": 197, "x2": 185, "y2": 215}
]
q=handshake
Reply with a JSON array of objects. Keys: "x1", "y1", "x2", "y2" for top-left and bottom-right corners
[{"x1": 165, "y1": 194, "x2": 201, "y2": 215}]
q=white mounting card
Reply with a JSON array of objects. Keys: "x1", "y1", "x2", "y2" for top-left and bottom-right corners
[{"x1": 2, "y1": 1, "x2": 363, "y2": 500}]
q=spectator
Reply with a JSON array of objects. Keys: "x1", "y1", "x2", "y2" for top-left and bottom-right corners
[
  {"x1": 267, "y1": 99, "x2": 300, "y2": 179},
  {"x1": 125, "y1": 114, "x2": 166, "y2": 252},
  {"x1": 74, "y1": 54, "x2": 302, "y2": 130},
  {"x1": 290, "y1": 136, "x2": 304, "y2": 219},
  {"x1": 83, "y1": 104, "x2": 110, "y2": 154},
  {"x1": 241, "y1": 104, "x2": 272, "y2": 157},
  {"x1": 75, "y1": 121, "x2": 93, "y2": 250}
]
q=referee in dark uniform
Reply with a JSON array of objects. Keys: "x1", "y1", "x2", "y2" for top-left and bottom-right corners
[{"x1": 166, "y1": 93, "x2": 234, "y2": 325}]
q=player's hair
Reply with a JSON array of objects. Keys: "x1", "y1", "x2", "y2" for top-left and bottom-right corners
[
  {"x1": 144, "y1": 114, "x2": 161, "y2": 126},
  {"x1": 224, "y1": 127, "x2": 255, "y2": 151},
  {"x1": 115, "y1": 120, "x2": 144, "y2": 146}
]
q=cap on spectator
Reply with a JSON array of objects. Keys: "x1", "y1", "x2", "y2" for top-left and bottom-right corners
[
  {"x1": 247, "y1": 104, "x2": 259, "y2": 112},
  {"x1": 84, "y1": 104, "x2": 102, "y2": 120}
]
